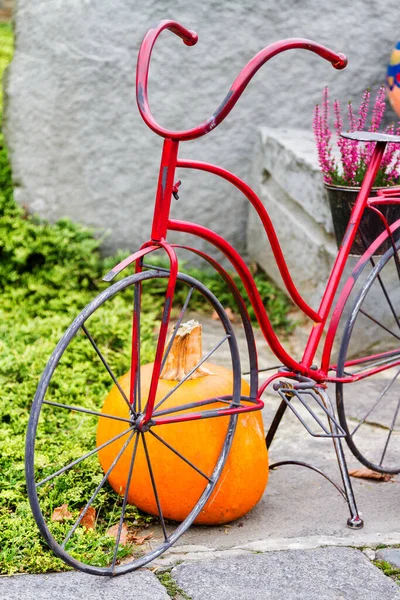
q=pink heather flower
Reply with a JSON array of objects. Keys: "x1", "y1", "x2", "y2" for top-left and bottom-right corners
[
  {"x1": 386, "y1": 125, "x2": 400, "y2": 183},
  {"x1": 334, "y1": 99, "x2": 356, "y2": 183},
  {"x1": 313, "y1": 86, "x2": 400, "y2": 187},
  {"x1": 357, "y1": 89, "x2": 370, "y2": 130},
  {"x1": 313, "y1": 95, "x2": 336, "y2": 184},
  {"x1": 370, "y1": 86, "x2": 386, "y2": 132},
  {"x1": 363, "y1": 86, "x2": 388, "y2": 166},
  {"x1": 380, "y1": 123, "x2": 395, "y2": 170},
  {"x1": 347, "y1": 101, "x2": 359, "y2": 176},
  {"x1": 348, "y1": 101, "x2": 356, "y2": 131}
]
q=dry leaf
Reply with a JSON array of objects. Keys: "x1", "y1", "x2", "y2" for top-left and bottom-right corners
[
  {"x1": 349, "y1": 468, "x2": 393, "y2": 482},
  {"x1": 224, "y1": 527, "x2": 231, "y2": 535},
  {"x1": 129, "y1": 532, "x2": 153, "y2": 545},
  {"x1": 79, "y1": 506, "x2": 96, "y2": 530},
  {"x1": 106, "y1": 523, "x2": 129, "y2": 545},
  {"x1": 225, "y1": 307, "x2": 236, "y2": 322},
  {"x1": 249, "y1": 261, "x2": 258, "y2": 275},
  {"x1": 212, "y1": 308, "x2": 236, "y2": 322},
  {"x1": 51, "y1": 504, "x2": 72, "y2": 522}
]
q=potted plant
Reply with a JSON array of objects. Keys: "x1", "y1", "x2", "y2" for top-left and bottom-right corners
[{"x1": 313, "y1": 86, "x2": 400, "y2": 254}]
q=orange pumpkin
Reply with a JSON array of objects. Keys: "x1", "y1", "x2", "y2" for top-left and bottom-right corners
[{"x1": 96, "y1": 321, "x2": 268, "y2": 524}]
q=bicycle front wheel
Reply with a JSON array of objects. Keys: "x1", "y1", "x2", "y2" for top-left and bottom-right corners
[{"x1": 26, "y1": 269, "x2": 260, "y2": 575}]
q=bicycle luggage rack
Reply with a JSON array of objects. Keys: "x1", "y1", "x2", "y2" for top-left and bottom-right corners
[
  {"x1": 273, "y1": 380, "x2": 347, "y2": 439},
  {"x1": 267, "y1": 376, "x2": 363, "y2": 530}
]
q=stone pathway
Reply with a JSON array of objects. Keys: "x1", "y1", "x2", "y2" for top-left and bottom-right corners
[{"x1": 2, "y1": 547, "x2": 400, "y2": 599}]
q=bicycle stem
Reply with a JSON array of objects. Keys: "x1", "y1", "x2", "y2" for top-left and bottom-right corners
[{"x1": 151, "y1": 138, "x2": 179, "y2": 241}]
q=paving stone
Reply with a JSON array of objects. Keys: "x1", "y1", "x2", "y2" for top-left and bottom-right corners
[
  {"x1": 376, "y1": 548, "x2": 400, "y2": 569},
  {"x1": 172, "y1": 547, "x2": 400, "y2": 600},
  {"x1": 0, "y1": 569, "x2": 169, "y2": 600},
  {"x1": 363, "y1": 548, "x2": 376, "y2": 561}
]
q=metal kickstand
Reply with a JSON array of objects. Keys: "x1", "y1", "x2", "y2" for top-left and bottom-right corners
[{"x1": 267, "y1": 379, "x2": 363, "y2": 529}]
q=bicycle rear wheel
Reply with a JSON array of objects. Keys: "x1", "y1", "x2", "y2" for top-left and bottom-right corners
[
  {"x1": 26, "y1": 269, "x2": 258, "y2": 575},
  {"x1": 336, "y1": 240, "x2": 400, "y2": 473}
]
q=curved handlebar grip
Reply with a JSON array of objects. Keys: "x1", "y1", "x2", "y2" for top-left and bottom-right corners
[
  {"x1": 136, "y1": 20, "x2": 198, "y2": 137},
  {"x1": 332, "y1": 52, "x2": 348, "y2": 70},
  {"x1": 136, "y1": 26, "x2": 348, "y2": 141},
  {"x1": 166, "y1": 22, "x2": 198, "y2": 46}
]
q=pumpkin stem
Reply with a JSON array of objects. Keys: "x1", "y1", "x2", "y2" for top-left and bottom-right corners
[{"x1": 160, "y1": 320, "x2": 213, "y2": 381}]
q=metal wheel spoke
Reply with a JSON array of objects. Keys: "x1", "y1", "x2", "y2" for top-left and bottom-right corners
[
  {"x1": 142, "y1": 263, "x2": 170, "y2": 273},
  {"x1": 380, "y1": 396, "x2": 400, "y2": 465},
  {"x1": 374, "y1": 271, "x2": 400, "y2": 331},
  {"x1": 141, "y1": 433, "x2": 168, "y2": 541},
  {"x1": 43, "y1": 400, "x2": 133, "y2": 423},
  {"x1": 359, "y1": 309, "x2": 400, "y2": 342},
  {"x1": 36, "y1": 426, "x2": 132, "y2": 487},
  {"x1": 62, "y1": 430, "x2": 135, "y2": 548},
  {"x1": 149, "y1": 430, "x2": 212, "y2": 482},
  {"x1": 160, "y1": 286, "x2": 194, "y2": 373},
  {"x1": 111, "y1": 433, "x2": 140, "y2": 571},
  {"x1": 362, "y1": 229, "x2": 400, "y2": 331},
  {"x1": 81, "y1": 324, "x2": 134, "y2": 416},
  {"x1": 352, "y1": 352, "x2": 400, "y2": 375},
  {"x1": 133, "y1": 282, "x2": 142, "y2": 414},
  {"x1": 387, "y1": 234, "x2": 400, "y2": 281},
  {"x1": 351, "y1": 368, "x2": 400, "y2": 436},
  {"x1": 153, "y1": 396, "x2": 233, "y2": 418},
  {"x1": 154, "y1": 334, "x2": 231, "y2": 412}
]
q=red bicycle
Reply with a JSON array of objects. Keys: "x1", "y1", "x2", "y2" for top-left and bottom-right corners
[{"x1": 26, "y1": 20, "x2": 400, "y2": 576}]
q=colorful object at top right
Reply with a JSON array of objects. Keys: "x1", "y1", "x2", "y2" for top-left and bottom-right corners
[{"x1": 387, "y1": 41, "x2": 400, "y2": 117}]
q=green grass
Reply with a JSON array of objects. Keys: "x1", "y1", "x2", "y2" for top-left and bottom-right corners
[
  {"x1": 145, "y1": 255, "x2": 293, "y2": 332},
  {"x1": 373, "y1": 559, "x2": 400, "y2": 585},
  {"x1": 0, "y1": 23, "x2": 292, "y2": 575},
  {"x1": 0, "y1": 23, "x2": 12, "y2": 107}
]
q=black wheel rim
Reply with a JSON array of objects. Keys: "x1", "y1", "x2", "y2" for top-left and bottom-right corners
[
  {"x1": 337, "y1": 240, "x2": 400, "y2": 474},
  {"x1": 26, "y1": 270, "x2": 254, "y2": 575}
]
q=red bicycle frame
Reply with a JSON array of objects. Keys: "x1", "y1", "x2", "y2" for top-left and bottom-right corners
[{"x1": 107, "y1": 20, "x2": 400, "y2": 426}]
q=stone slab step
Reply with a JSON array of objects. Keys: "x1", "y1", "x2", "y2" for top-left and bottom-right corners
[
  {"x1": 0, "y1": 569, "x2": 169, "y2": 600},
  {"x1": 172, "y1": 547, "x2": 400, "y2": 600}
]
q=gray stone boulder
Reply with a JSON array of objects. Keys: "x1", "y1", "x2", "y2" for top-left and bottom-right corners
[
  {"x1": 247, "y1": 127, "x2": 400, "y2": 357},
  {"x1": 247, "y1": 127, "x2": 337, "y2": 308},
  {"x1": 5, "y1": 0, "x2": 399, "y2": 255}
]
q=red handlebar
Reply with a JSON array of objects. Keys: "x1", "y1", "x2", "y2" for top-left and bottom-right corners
[{"x1": 136, "y1": 20, "x2": 347, "y2": 141}]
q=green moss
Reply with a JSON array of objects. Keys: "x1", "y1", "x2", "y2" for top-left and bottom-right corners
[
  {"x1": 156, "y1": 570, "x2": 192, "y2": 599},
  {"x1": 373, "y1": 559, "x2": 400, "y2": 584}
]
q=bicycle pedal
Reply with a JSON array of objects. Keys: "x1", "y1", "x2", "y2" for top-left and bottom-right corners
[{"x1": 275, "y1": 383, "x2": 346, "y2": 438}]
